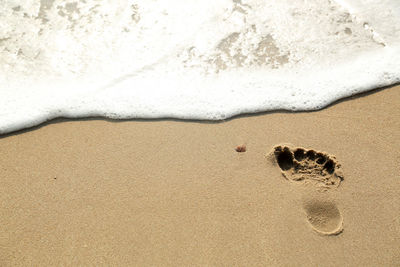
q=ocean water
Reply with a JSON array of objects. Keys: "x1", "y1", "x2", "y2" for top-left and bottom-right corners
[{"x1": 1, "y1": 0, "x2": 399, "y2": 134}]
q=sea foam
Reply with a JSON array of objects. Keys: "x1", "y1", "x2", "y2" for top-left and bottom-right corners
[{"x1": 1, "y1": 0, "x2": 399, "y2": 134}]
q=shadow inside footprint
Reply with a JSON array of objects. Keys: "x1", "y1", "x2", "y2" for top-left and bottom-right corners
[
  {"x1": 276, "y1": 146, "x2": 293, "y2": 170},
  {"x1": 272, "y1": 145, "x2": 343, "y2": 189},
  {"x1": 303, "y1": 200, "x2": 343, "y2": 235}
]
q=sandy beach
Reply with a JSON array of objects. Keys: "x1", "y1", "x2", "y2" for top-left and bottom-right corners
[{"x1": 0, "y1": 85, "x2": 399, "y2": 266}]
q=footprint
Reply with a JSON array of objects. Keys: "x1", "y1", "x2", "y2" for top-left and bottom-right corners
[
  {"x1": 269, "y1": 144, "x2": 345, "y2": 235},
  {"x1": 272, "y1": 145, "x2": 343, "y2": 189},
  {"x1": 303, "y1": 199, "x2": 343, "y2": 235}
]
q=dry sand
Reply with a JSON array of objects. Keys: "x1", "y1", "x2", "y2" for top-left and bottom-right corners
[{"x1": 0, "y1": 85, "x2": 399, "y2": 266}]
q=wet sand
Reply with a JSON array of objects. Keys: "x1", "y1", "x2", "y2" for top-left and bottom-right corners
[{"x1": 0, "y1": 85, "x2": 399, "y2": 266}]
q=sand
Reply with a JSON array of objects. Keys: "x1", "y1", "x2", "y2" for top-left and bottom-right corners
[{"x1": 0, "y1": 85, "x2": 399, "y2": 266}]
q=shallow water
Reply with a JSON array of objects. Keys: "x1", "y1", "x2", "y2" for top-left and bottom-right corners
[{"x1": 1, "y1": 0, "x2": 399, "y2": 134}]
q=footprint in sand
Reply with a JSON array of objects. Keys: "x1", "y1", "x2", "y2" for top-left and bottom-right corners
[
  {"x1": 272, "y1": 145, "x2": 343, "y2": 189},
  {"x1": 303, "y1": 199, "x2": 343, "y2": 235},
  {"x1": 269, "y1": 145, "x2": 344, "y2": 235}
]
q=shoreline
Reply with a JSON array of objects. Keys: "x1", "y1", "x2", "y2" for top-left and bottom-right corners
[{"x1": 1, "y1": 84, "x2": 396, "y2": 139}]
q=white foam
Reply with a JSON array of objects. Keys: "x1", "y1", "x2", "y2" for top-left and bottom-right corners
[{"x1": 1, "y1": 0, "x2": 399, "y2": 134}]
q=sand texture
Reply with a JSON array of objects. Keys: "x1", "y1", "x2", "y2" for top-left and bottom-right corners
[{"x1": 0, "y1": 86, "x2": 399, "y2": 266}]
